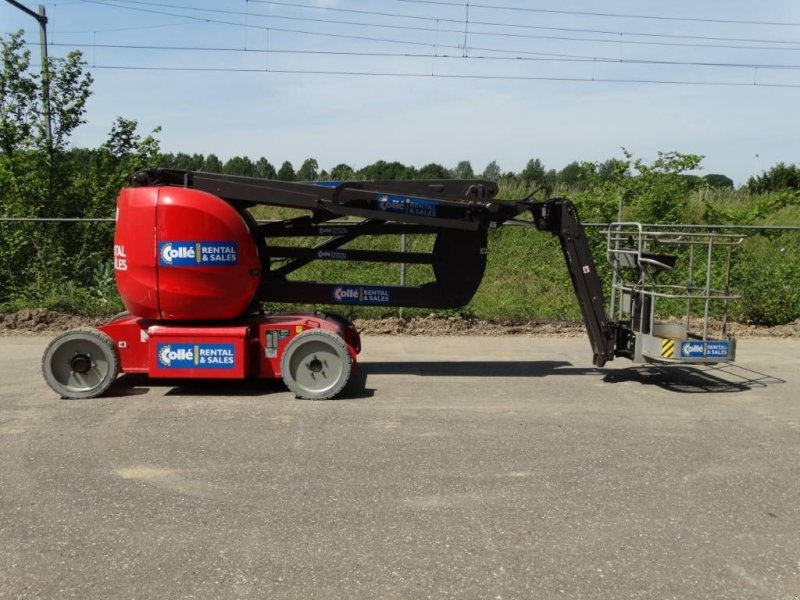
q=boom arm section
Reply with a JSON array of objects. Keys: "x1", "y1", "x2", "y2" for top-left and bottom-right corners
[{"x1": 529, "y1": 201, "x2": 617, "y2": 367}]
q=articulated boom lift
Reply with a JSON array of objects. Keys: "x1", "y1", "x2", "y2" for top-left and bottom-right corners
[{"x1": 41, "y1": 170, "x2": 736, "y2": 400}]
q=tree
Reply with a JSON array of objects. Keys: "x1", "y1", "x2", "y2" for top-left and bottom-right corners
[
  {"x1": 416, "y1": 162, "x2": 448, "y2": 179},
  {"x1": 521, "y1": 158, "x2": 546, "y2": 183},
  {"x1": 482, "y1": 160, "x2": 501, "y2": 181},
  {"x1": 171, "y1": 152, "x2": 197, "y2": 170},
  {"x1": 747, "y1": 163, "x2": 800, "y2": 193},
  {"x1": 1, "y1": 30, "x2": 92, "y2": 202},
  {"x1": 296, "y1": 158, "x2": 319, "y2": 181},
  {"x1": 359, "y1": 160, "x2": 415, "y2": 180},
  {"x1": 598, "y1": 158, "x2": 629, "y2": 181},
  {"x1": 703, "y1": 174, "x2": 733, "y2": 189},
  {"x1": 255, "y1": 157, "x2": 276, "y2": 179},
  {"x1": 558, "y1": 161, "x2": 590, "y2": 187},
  {"x1": 572, "y1": 150, "x2": 704, "y2": 223},
  {"x1": 330, "y1": 163, "x2": 354, "y2": 180},
  {"x1": 0, "y1": 30, "x2": 159, "y2": 310},
  {"x1": 277, "y1": 160, "x2": 295, "y2": 181},
  {"x1": 223, "y1": 155, "x2": 256, "y2": 177},
  {"x1": 451, "y1": 160, "x2": 474, "y2": 179},
  {"x1": 204, "y1": 154, "x2": 223, "y2": 173}
]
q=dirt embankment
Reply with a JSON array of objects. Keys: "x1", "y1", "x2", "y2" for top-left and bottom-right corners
[{"x1": 1, "y1": 309, "x2": 797, "y2": 338}]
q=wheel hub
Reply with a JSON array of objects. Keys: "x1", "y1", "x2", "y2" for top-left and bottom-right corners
[
  {"x1": 306, "y1": 356, "x2": 324, "y2": 373},
  {"x1": 70, "y1": 353, "x2": 92, "y2": 374}
]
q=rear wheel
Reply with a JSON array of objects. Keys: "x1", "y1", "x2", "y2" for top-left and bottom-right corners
[
  {"x1": 281, "y1": 329, "x2": 352, "y2": 400},
  {"x1": 42, "y1": 328, "x2": 120, "y2": 399}
]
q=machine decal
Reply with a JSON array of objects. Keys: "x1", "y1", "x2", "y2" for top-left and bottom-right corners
[
  {"x1": 319, "y1": 227, "x2": 349, "y2": 236},
  {"x1": 376, "y1": 194, "x2": 438, "y2": 218},
  {"x1": 156, "y1": 343, "x2": 236, "y2": 368},
  {"x1": 159, "y1": 241, "x2": 238, "y2": 266},
  {"x1": 705, "y1": 341, "x2": 732, "y2": 358},
  {"x1": 265, "y1": 331, "x2": 278, "y2": 358},
  {"x1": 114, "y1": 244, "x2": 128, "y2": 271},
  {"x1": 661, "y1": 339, "x2": 675, "y2": 358},
  {"x1": 317, "y1": 250, "x2": 347, "y2": 260},
  {"x1": 264, "y1": 330, "x2": 291, "y2": 358},
  {"x1": 332, "y1": 285, "x2": 391, "y2": 305},
  {"x1": 680, "y1": 341, "x2": 731, "y2": 359}
]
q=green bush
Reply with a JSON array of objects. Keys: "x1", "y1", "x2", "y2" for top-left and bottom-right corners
[{"x1": 733, "y1": 233, "x2": 800, "y2": 326}]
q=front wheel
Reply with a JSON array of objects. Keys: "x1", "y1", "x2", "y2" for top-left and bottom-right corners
[
  {"x1": 280, "y1": 329, "x2": 352, "y2": 400},
  {"x1": 42, "y1": 328, "x2": 120, "y2": 399}
]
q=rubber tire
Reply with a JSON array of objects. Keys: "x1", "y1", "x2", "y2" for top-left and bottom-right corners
[
  {"x1": 42, "y1": 328, "x2": 120, "y2": 399},
  {"x1": 281, "y1": 329, "x2": 352, "y2": 400}
]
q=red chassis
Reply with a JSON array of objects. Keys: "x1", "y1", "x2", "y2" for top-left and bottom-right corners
[{"x1": 43, "y1": 312, "x2": 360, "y2": 400}]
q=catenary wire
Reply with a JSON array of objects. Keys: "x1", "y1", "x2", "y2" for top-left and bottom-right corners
[
  {"x1": 30, "y1": 62, "x2": 800, "y2": 88},
  {"x1": 34, "y1": 41, "x2": 800, "y2": 71},
  {"x1": 386, "y1": 0, "x2": 800, "y2": 28},
  {"x1": 87, "y1": 0, "x2": 800, "y2": 48},
  {"x1": 77, "y1": 0, "x2": 800, "y2": 54}
]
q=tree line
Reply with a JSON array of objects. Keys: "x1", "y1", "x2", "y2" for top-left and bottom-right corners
[
  {"x1": 154, "y1": 152, "x2": 745, "y2": 192},
  {"x1": 155, "y1": 152, "x2": 800, "y2": 195}
]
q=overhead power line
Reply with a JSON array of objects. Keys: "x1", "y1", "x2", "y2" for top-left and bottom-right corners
[
  {"x1": 54, "y1": 19, "x2": 203, "y2": 34},
  {"x1": 92, "y1": 0, "x2": 800, "y2": 48},
  {"x1": 386, "y1": 0, "x2": 800, "y2": 28},
  {"x1": 46, "y1": 63, "x2": 800, "y2": 88},
  {"x1": 78, "y1": 0, "x2": 800, "y2": 54},
  {"x1": 36, "y1": 40, "x2": 800, "y2": 71}
]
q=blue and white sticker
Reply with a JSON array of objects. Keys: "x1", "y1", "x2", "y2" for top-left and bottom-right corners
[
  {"x1": 376, "y1": 194, "x2": 438, "y2": 218},
  {"x1": 159, "y1": 241, "x2": 238, "y2": 266},
  {"x1": 332, "y1": 285, "x2": 392, "y2": 305},
  {"x1": 680, "y1": 341, "x2": 732, "y2": 359},
  {"x1": 156, "y1": 343, "x2": 236, "y2": 369}
]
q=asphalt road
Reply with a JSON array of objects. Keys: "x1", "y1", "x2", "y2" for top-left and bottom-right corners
[{"x1": 1, "y1": 334, "x2": 798, "y2": 600}]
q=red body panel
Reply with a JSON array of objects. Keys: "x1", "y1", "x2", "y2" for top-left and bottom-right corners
[
  {"x1": 99, "y1": 315, "x2": 150, "y2": 373},
  {"x1": 113, "y1": 188, "x2": 159, "y2": 319},
  {"x1": 114, "y1": 186, "x2": 261, "y2": 321},
  {"x1": 99, "y1": 313, "x2": 360, "y2": 381},
  {"x1": 147, "y1": 325, "x2": 248, "y2": 379}
]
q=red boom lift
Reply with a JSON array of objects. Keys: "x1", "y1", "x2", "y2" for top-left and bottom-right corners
[{"x1": 41, "y1": 169, "x2": 736, "y2": 399}]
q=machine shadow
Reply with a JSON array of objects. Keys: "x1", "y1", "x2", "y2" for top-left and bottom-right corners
[
  {"x1": 362, "y1": 360, "x2": 575, "y2": 378},
  {"x1": 103, "y1": 360, "x2": 781, "y2": 399},
  {"x1": 106, "y1": 372, "x2": 377, "y2": 400},
  {"x1": 603, "y1": 362, "x2": 785, "y2": 393},
  {"x1": 362, "y1": 360, "x2": 783, "y2": 394}
]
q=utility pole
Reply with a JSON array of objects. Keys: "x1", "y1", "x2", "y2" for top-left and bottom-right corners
[{"x1": 4, "y1": 0, "x2": 52, "y2": 147}]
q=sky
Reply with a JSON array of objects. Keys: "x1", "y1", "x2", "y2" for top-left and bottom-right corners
[{"x1": 2, "y1": 0, "x2": 799, "y2": 184}]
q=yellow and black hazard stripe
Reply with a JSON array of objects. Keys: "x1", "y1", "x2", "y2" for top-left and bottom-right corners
[{"x1": 661, "y1": 338, "x2": 676, "y2": 358}]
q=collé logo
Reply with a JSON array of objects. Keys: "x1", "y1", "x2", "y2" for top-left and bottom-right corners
[
  {"x1": 376, "y1": 194, "x2": 438, "y2": 218},
  {"x1": 159, "y1": 241, "x2": 238, "y2": 266},
  {"x1": 682, "y1": 342, "x2": 705, "y2": 357},
  {"x1": 156, "y1": 343, "x2": 236, "y2": 369},
  {"x1": 331, "y1": 285, "x2": 391, "y2": 305},
  {"x1": 333, "y1": 286, "x2": 360, "y2": 304},
  {"x1": 680, "y1": 341, "x2": 731, "y2": 359}
]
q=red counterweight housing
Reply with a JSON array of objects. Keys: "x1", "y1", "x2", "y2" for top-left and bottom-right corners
[{"x1": 114, "y1": 186, "x2": 261, "y2": 321}]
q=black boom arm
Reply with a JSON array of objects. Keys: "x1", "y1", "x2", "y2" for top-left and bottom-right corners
[{"x1": 530, "y1": 200, "x2": 616, "y2": 367}]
